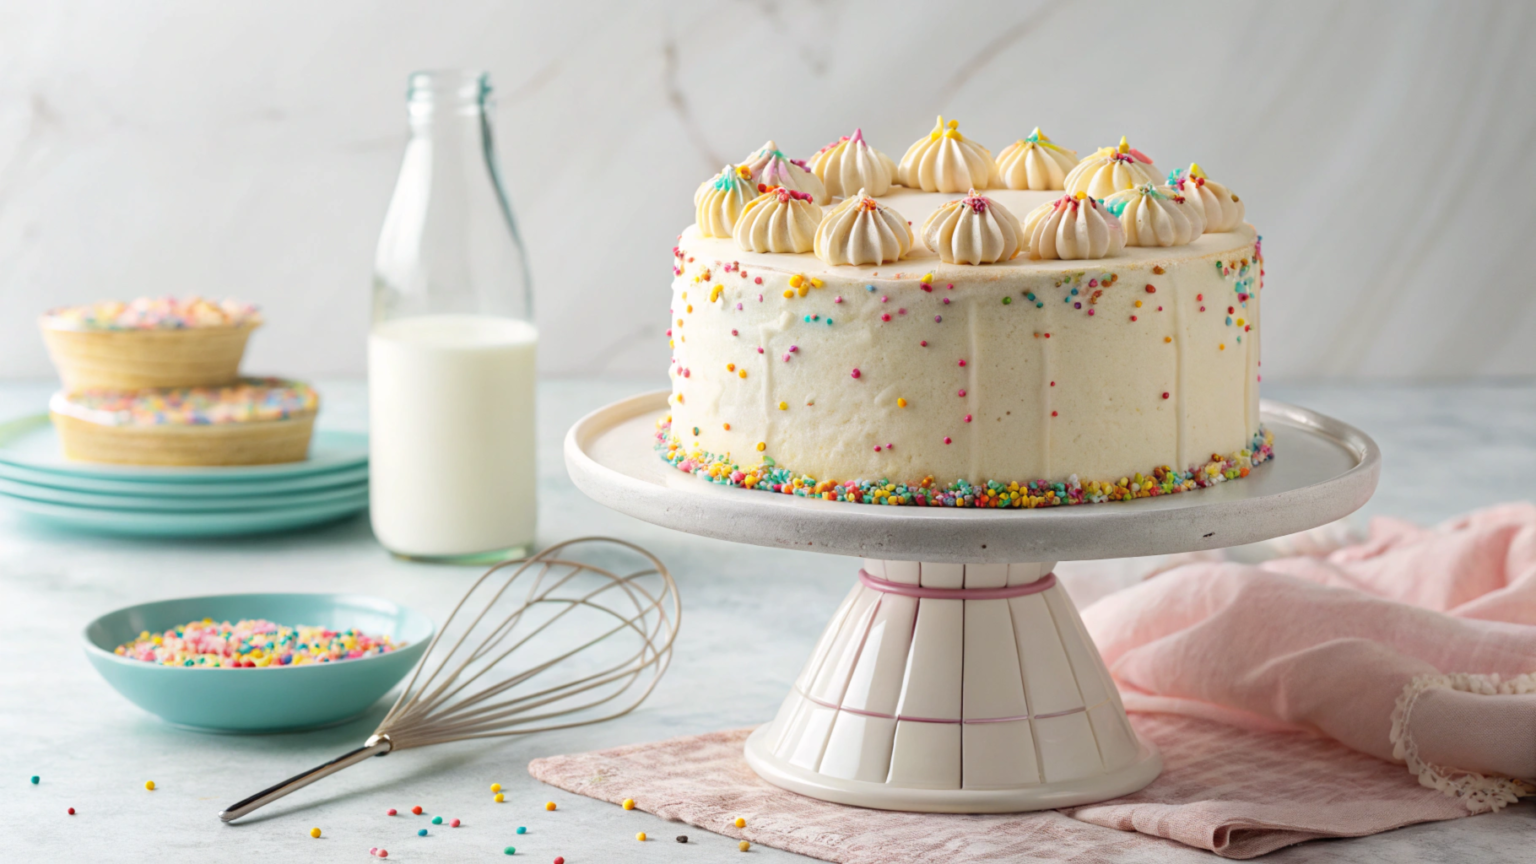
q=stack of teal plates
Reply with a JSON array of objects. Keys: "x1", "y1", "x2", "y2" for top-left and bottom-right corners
[{"x1": 0, "y1": 414, "x2": 369, "y2": 538}]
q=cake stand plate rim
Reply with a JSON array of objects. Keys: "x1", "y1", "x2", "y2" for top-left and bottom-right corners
[
  {"x1": 563, "y1": 390, "x2": 1380, "y2": 563},
  {"x1": 742, "y1": 723, "x2": 1163, "y2": 813}
]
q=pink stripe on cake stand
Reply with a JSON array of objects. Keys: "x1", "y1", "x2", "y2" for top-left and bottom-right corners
[{"x1": 857, "y1": 569, "x2": 1057, "y2": 599}]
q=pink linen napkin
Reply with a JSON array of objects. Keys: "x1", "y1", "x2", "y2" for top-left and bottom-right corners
[
  {"x1": 529, "y1": 503, "x2": 1536, "y2": 859},
  {"x1": 1085, "y1": 501, "x2": 1536, "y2": 810}
]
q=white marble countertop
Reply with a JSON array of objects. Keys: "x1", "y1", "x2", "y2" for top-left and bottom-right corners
[{"x1": 2, "y1": 378, "x2": 1532, "y2": 861}]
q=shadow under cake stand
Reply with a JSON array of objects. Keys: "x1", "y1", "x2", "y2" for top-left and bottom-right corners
[{"x1": 565, "y1": 391, "x2": 1380, "y2": 813}]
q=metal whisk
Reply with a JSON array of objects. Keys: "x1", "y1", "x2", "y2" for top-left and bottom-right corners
[{"x1": 219, "y1": 537, "x2": 680, "y2": 822}]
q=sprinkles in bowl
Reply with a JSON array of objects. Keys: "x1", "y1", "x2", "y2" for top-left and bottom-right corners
[{"x1": 115, "y1": 618, "x2": 403, "y2": 668}]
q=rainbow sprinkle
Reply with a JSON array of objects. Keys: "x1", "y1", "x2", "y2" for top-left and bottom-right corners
[
  {"x1": 42, "y1": 296, "x2": 261, "y2": 331},
  {"x1": 114, "y1": 619, "x2": 402, "y2": 668},
  {"x1": 658, "y1": 422, "x2": 1273, "y2": 508},
  {"x1": 51, "y1": 378, "x2": 317, "y2": 427}
]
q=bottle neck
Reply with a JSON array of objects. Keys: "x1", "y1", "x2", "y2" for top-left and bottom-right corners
[
  {"x1": 406, "y1": 69, "x2": 493, "y2": 133},
  {"x1": 404, "y1": 70, "x2": 502, "y2": 200},
  {"x1": 373, "y1": 70, "x2": 532, "y2": 325}
]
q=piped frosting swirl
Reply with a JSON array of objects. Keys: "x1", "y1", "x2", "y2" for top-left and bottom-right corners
[
  {"x1": 813, "y1": 189, "x2": 913, "y2": 266},
  {"x1": 921, "y1": 190, "x2": 1024, "y2": 265},
  {"x1": 742, "y1": 141, "x2": 828, "y2": 204},
  {"x1": 733, "y1": 187, "x2": 822, "y2": 254},
  {"x1": 1021, "y1": 193, "x2": 1126, "y2": 260},
  {"x1": 1063, "y1": 136, "x2": 1163, "y2": 199},
  {"x1": 995, "y1": 128, "x2": 1077, "y2": 191},
  {"x1": 1102, "y1": 183, "x2": 1205, "y2": 247},
  {"x1": 1168, "y1": 163, "x2": 1245, "y2": 233},
  {"x1": 809, "y1": 128, "x2": 897, "y2": 198},
  {"x1": 695, "y1": 165, "x2": 758, "y2": 238},
  {"x1": 897, "y1": 116, "x2": 999, "y2": 193}
]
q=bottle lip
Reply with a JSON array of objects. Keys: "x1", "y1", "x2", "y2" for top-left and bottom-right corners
[{"x1": 406, "y1": 69, "x2": 491, "y2": 104}]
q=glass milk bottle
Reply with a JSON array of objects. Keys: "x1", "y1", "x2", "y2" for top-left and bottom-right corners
[{"x1": 369, "y1": 70, "x2": 537, "y2": 563}]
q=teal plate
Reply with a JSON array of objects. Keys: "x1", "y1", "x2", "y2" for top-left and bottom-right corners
[
  {"x1": 3, "y1": 489, "x2": 369, "y2": 537},
  {"x1": 0, "y1": 460, "x2": 369, "y2": 497},
  {"x1": 0, "y1": 476, "x2": 368, "y2": 512},
  {"x1": 0, "y1": 414, "x2": 367, "y2": 482},
  {"x1": 84, "y1": 593, "x2": 433, "y2": 732}
]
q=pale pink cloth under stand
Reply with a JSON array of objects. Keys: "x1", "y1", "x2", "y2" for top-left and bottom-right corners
[{"x1": 529, "y1": 503, "x2": 1536, "y2": 860}]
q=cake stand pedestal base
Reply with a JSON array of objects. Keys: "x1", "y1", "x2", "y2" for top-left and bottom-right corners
[{"x1": 742, "y1": 558, "x2": 1160, "y2": 812}]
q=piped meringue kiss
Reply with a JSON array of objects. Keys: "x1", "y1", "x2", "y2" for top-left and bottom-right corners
[
  {"x1": 695, "y1": 165, "x2": 758, "y2": 238},
  {"x1": 995, "y1": 128, "x2": 1078, "y2": 191},
  {"x1": 741, "y1": 140, "x2": 782, "y2": 178},
  {"x1": 897, "y1": 117, "x2": 999, "y2": 193},
  {"x1": 922, "y1": 190, "x2": 1024, "y2": 265},
  {"x1": 1168, "y1": 163, "x2": 1245, "y2": 233},
  {"x1": 1021, "y1": 193, "x2": 1126, "y2": 260},
  {"x1": 1063, "y1": 136, "x2": 1163, "y2": 199},
  {"x1": 1102, "y1": 183, "x2": 1205, "y2": 247},
  {"x1": 742, "y1": 141, "x2": 828, "y2": 204},
  {"x1": 809, "y1": 128, "x2": 897, "y2": 198},
  {"x1": 733, "y1": 187, "x2": 821, "y2": 254},
  {"x1": 813, "y1": 189, "x2": 913, "y2": 266}
]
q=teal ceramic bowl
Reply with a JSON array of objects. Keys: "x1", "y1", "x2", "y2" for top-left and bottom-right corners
[{"x1": 83, "y1": 593, "x2": 434, "y2": 733}]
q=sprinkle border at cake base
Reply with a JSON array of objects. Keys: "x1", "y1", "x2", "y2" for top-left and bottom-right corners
[{"x1": 657, "y1": 420, "x2": 1273, "y2": 508}]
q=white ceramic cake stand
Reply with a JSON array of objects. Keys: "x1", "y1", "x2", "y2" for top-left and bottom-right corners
[{"x1": 565, "y1": 391, "x2": 1379, "y2": 813}]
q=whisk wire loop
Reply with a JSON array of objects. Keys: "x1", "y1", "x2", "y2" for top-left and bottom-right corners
[{"x1": 401, "y1": 566, "x2": 663, "y2": 726}]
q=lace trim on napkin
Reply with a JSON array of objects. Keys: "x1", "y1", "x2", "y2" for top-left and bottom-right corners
[{"x1": 1390, "y1": 672, "x2": 1536, "y2": 813}]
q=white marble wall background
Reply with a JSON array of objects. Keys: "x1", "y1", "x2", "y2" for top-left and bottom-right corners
[{"x1": 0, "y1": 0, "x2": 1532, "y2": 382}]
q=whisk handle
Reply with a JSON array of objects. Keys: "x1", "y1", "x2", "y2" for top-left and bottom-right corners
[{"x1": 218, "y1": 738, "x2": 391, "y2": 823}]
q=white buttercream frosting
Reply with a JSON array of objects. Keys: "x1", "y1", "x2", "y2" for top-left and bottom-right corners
[
  {"x1": 995, "y1": 128, "x2": 1078, "y2": 191},
  {"x1": 1021, "y1": 193, "x2": 1126, "y2": 260},
  {"x1": 1063, "y1": 136, "x2": 1163, "y2": 199},
  {"x1": 1169, "y1": 163, "x2": 1245, "y2": 233},
  {"x1": 695, "y1": 165, "x2": 758, "y2": 238},
  {"x1": 1103, "y1": 183, "x2": 1205, "y2": 247},
  {"x1": 668, "y1": 215, "x2": 1264, "y2": 489},
  {"x1": 809, "y1": 128, "x2": 897, "y2": 198},
  {"x1": 813, "y1": 189, "x2": 913, "y2": 266},
  {"x1": 733, "y1": 187, "x2": 822, "y2": 254},
  {"x1": 743, "y1": 141, "x2": 828, "y2": 204},
  {"x1": 921, "y1": 190, "x2": 1024, "y2": 265},
  {"x1": 897, "y1": 117, "x2": 999, "y2": 194}
]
